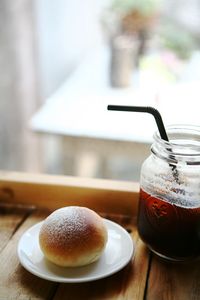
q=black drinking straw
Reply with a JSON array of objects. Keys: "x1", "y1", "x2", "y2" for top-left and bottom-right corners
[
  {"x1": 107, "y1": 105, "x2": 180, "y2": 182},
  {"x1": 107, "y1": 105, "x2": 169, "y2": 141}
]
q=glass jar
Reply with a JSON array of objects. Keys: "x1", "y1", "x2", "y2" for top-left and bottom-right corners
[{"x1": 137, "y1": 125, "x2": 200, "y2": 261}]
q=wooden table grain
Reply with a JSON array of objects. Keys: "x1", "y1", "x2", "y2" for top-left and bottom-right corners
[
  {"x1": 0, "y1": 202, "x2": 200, "y2": 300},
  {"x1": 0, "y1": 202, "x2": 145, "y2": 300},
  {"x1": 0, "y1": 172, "x2": 200, "y2": 300}
]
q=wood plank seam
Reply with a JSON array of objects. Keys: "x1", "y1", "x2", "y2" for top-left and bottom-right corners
[
  {"x1": 0, "y1": 209, "x2": 57, "y2": 300},
  {"x1": 143, "y1": 251, "x2": 153, "y2": 300},
  {"x1": 0, "y1": 203, "x2": 35, "y2": 255},
  {"x1": 11, "y1": 207, "x2": 36, "y2": 237}
]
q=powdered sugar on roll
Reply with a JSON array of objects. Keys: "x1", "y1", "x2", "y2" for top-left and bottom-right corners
[{"x1": 39, "y1": 206, "x2": 108, "y2": 267}]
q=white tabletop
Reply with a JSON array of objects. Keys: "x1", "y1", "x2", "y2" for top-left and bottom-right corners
[{"x1": 31, "y1": 47, "x2": 200, "y2": 144}]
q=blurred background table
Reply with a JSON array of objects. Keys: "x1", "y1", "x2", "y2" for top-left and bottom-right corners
[{"x1": 30, "y1": 47, "x2": 200, "y2": 181}]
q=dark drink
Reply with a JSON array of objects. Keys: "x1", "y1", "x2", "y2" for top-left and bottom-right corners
[{"x1": 137, "y1": 188, "x2": 200, "y2": 261}]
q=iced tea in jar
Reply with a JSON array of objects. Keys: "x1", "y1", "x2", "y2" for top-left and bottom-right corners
[{"x1": 137, "y1": 125, "x2": 200, "y2": 261}]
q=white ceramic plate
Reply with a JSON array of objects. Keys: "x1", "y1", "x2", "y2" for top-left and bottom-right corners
[{"x1": 18, "y1": 219, "x2": 134, "y2": 283}]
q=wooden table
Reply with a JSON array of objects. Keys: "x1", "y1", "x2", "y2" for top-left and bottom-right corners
[
  {"x1": 30, "y1": 46, "x2": 154, "y2": 179},
  {"x1": 30, "y1": 47, "x2": 200, "y2": 179},
  {"x1": 0, "y1": 172, "x2": 200, "y2": 299}
]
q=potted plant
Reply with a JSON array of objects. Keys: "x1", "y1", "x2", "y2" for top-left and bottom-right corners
[{"x1": 101, "y1": 0, "x2": 161, "y2": 87}]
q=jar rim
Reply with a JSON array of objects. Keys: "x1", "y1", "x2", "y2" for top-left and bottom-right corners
[{"x1": 152, "y1": 124, "x2": 200, "y2": 161}]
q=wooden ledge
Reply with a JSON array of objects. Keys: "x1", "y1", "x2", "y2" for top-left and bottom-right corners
[{"x1": 0, "y1": 171, "x2": 140, "y2": 215}]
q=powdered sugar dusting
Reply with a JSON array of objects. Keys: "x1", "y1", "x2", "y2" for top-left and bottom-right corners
[{"x1": 40, "y1": 207, "x2": 92, "y2": 248}]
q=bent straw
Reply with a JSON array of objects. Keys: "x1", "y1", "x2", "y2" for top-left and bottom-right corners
[
  {"x1": 107, "y1": 105, "x2": 169, "y2": 141},
  {"x1": 107, "y1": 105, "x2": 180, "y2": 182}
]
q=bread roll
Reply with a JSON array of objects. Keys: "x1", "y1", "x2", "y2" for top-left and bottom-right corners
[{"x1": 39, "y1": 206, "x2": 108, "y2": 267}]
